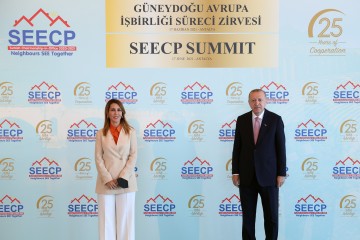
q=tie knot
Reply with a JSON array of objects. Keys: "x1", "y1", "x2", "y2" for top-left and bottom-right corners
[{"x1": 255, "y1": 117, "x2": 260, "y2": 121}]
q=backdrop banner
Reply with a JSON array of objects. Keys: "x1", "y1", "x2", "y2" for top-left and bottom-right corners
[{"x1": 0, "y1": 0, "x2": 359, "y2": 240}]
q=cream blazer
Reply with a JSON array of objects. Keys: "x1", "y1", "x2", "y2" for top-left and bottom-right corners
[{"x1": 95, "y1": 127, "x2": 137, "y2": 194}]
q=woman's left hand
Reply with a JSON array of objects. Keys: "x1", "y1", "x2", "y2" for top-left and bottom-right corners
[{"x1": 105, "y1": 179, "x2": 118, "y2": 189}]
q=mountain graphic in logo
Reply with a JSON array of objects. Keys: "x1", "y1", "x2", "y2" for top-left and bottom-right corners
[
  {"x1": 14, "y1": 8, "x2": 70, "y2": 27},
  {"x1": 260, "y1": 81, "x2": 286, "y2": 90},
  {"x1": 184, "y1": 82, "x2": 210, "y2": 91}
]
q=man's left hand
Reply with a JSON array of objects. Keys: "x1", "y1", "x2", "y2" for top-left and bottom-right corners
[{"x1": 277, "y1": 176, "x2": 285, "y2": 188}]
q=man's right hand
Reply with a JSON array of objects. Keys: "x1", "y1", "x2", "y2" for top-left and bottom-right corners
[{"x1": 232, "y1": 175, "x2": 240, "y2": 188}]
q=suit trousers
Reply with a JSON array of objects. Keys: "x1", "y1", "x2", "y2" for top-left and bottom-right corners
[
  {"x1": 240, "y1": 178, "x2": 279, "y2": 240},
  {"x1": 98, "y1": 192, "x2": 135, "y2": 240}
]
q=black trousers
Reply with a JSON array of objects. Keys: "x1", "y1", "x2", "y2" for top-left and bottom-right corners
[{"x1": 239, "y1": 177, "x2": 279, "y2": 240}]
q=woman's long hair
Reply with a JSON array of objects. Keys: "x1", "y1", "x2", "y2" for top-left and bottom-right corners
[{"x1": 102, "y1": 99, "x2": 132, "y2": 136}]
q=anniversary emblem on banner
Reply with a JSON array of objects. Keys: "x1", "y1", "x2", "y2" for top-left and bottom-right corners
[
  {"x1": 36, "y1": 195, "x2": 55, "y2": 218},
  {"x1": 339, "y1": 119, "x2": 358, "y2": 142},
  {"x1": 308, "y1": 9, "x2": 346, "y2": 56},
  {"x1": 225, "y1": 158, "x2": 233, "y2": 180},
  {"x1": 225, "y1": 82, "x2": 245, "y2": 105},
  {"x1": 188, "y1": 194, "x2": 206, "y2": 217},
  {"x1": 36, "y1": 119, "x2": 55, "y2": 142},
  {"x1": 73, "y1": 157, "x2": 94, "y2": 180},
  {"x1": 0, "y1": 82, "x2": 14, "y2": 105},
  {"x1": 150, "y1": 157, "x2": 168, "y2": 180},
  {"x1": 339, "y1": 194, "x2": 357, "y2": 217},
  {"x1": 302, "y1": 82, "x2": 320, "y2": 104},
  {"x1": 301, "y1": 157, "x2": 320, "y2": 180},
  {"x1": 150, "y1": 82, "x2": 167, "y2": 105},
  {"x1": 0, "y1": 157, "x2": 16, "y2": 180},
  {"x1": 74, "y1": 82, "x2": 93, "y2": 105}
]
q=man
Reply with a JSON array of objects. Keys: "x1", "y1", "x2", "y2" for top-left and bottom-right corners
[{"x1": 232, "y1": 89, "x2": 286, "y2": 240}]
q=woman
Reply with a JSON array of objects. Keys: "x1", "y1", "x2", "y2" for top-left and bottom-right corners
[{"x1": 95, "y1": 99, "x2": 137, "y2": 240}]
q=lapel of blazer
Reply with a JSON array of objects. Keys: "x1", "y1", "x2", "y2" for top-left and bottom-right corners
[{"x1": 256, "y1": 109, "x2": 269, "y2": 146}]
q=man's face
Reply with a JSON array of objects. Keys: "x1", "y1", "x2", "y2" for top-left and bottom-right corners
[{"x1": 248, "y1": 91, "x2": 267, "y2": 116}]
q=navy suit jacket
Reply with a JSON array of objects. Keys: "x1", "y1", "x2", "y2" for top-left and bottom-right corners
[{"x1": 232, "y1": 109, "x2": 286, "y2": 187}]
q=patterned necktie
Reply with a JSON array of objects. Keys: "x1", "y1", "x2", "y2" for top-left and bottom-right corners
[{"x1": 254, "y1": 117, "x2": 260, "y2": 144}]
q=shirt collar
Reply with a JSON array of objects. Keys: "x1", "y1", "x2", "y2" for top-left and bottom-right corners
[
  {"x1": 252, "y1": 109, "x2": 265, "y2": 120},
  {"x1": 110, "y1": 124, "x2": 121, "y2": 132}
]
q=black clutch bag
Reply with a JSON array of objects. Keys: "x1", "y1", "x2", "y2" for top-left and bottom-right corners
[{"x1": 117, "y1": 178, "x2": 129, "y2": 188}]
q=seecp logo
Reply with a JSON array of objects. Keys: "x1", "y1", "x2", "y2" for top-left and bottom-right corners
[
  {"x1": 225, "y1": 82, "x2": 244, "y2": 105},
  {"x1": 150, "y1": 157, "x2": 167, "y2": 180},
  {"x1": 144, "y1": 194, "x2": 176, "y2": 217},
  {"x1": 340, "y1": 119, "x2": 358, "y2": 142},
  {"x1": 188, "y1": 120, "x2": 205, "y2": 142},
  {"x1": 333, "y1": 80, "x2": 360, "y2": 104},
  {"x1": 68, "y1": 194, "x2": 98, "y2": 217},
  {"x1": 150, "y1": 82, "x2": 167, "y2": 104},
  {"x1": 339, "y1": 195, "x2": 357, "y2": 217},
  {"x1": 260, "y1": 82, "x2": 289, "y2": 104},
  {"x1": 294, "y1": 119, "x2": 327, "y2": 142},
  {"x1": 301, "y1": 157, "x2": 319, "y2": 180},
  {"x1": 74, "y1": 82, "x2": 92, "y2": 105},
  {"x1": 29, "y1": 157, "x2": 62, "y2": 180},
  {"x1": 332, "y1": 157, "x2": 360, "y2": 180},
  {"x1": 294, "y1": 194, "x2": 327, "y2": 217},
  {"x1": 105, "y1": 82, "x2": 138, "y2": 104},
  {"x1": 36, "y1": 120, "x2": 54, "y2": 141},
  {"x1": 67, "y1": 119, "x2": 98, "y2": 142},
  {"x1": 0, "y1": 82, "x2": 14, "y2": 104},
  {"x1": 181, "y1": 157, "x2": 214, "y2": 180},
  {"x1": 74, "y1": 157, "x2": 93, "y2": 180},
  {"x1": 181, "y1": 82, "x2": 213, "y2": 105},
  {"x1": 302, "y1": 82, "x2": 319, "y2": 104},
  {"x1": 0, "y1": 158, "x2": 16, "y2": 180},
  {"x1": 143, "y1": 120, "x2": 176, "y2": 142},
  {"x1": 0, "y1": 119, "x2": 23, "y2": 142},
  {"x1": 36, "y1": 195, "x2": 54, "y2": 218},
  {"x1": 0, "y1": 195, "x2": 24, "y2": 218},
  {"x1": 8, "y1": 8, "x2": 76, "y2": 57},
  {"x1": 219, "y1": 194, "x2": 242, "y2": 217},
  {"x1": 28, "y1": 81, "x2": 61, "y2": 104},
  {"x1": 219, "y1": 119, "x2": 236, "y2": 142},
  {"x1": 188, "y1": 194, "x2": 205, "y2": 217}
]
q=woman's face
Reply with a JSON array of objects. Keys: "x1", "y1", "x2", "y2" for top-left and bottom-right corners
[{"x1": 108, "y1": 103, "x2": 122, "y2": 126}]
